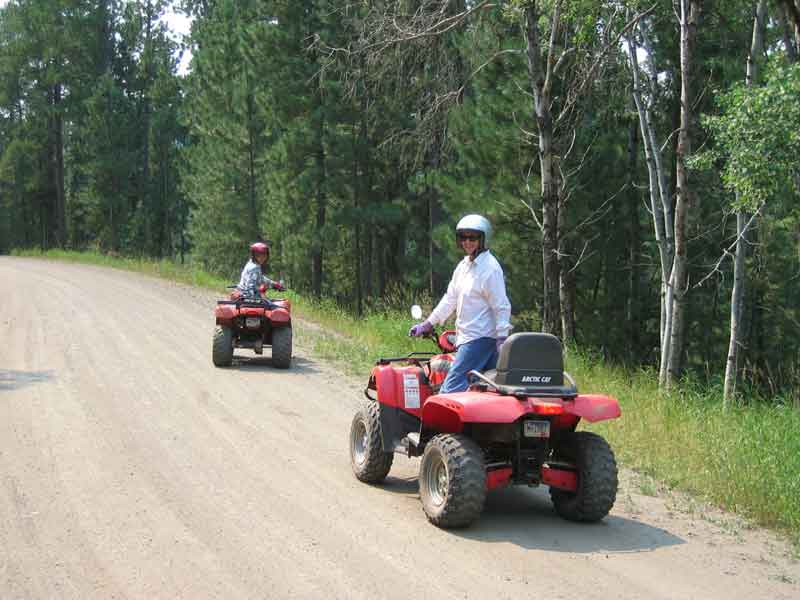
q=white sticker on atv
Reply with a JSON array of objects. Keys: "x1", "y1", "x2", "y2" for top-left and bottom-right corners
[{"x1": 403, "y1": 373, "x2": 420, "y2": 409}]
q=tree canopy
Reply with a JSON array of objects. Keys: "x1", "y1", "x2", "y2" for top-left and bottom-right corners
[{"x1": 1, "y1": 0, "x2": 798, "y2": 401}]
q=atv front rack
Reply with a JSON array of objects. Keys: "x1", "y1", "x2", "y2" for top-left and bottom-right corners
[
  {"x1": 376, "y1": 352, "x2": 437, "y2": 365},
  {"x1": 365, "y1": 354, "x2": 438, "y2": 402}
]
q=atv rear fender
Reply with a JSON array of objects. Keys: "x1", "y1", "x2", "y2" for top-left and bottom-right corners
[
  {"x1": 214, "y1": 304, "x2": 291, "y2": 327},
  {"x1": 215, "y1": 304, "x2": 238, "y2": 326},
  {"x1": 421, "y1": 392, "x2": 621, "y2": 433},
  {"x1": 266, "y1": 307, "x2": 290, "y2": 325}
]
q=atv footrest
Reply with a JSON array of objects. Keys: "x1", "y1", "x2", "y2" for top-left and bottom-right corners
[{"x1": 397, "y1": 432, "x2": 422, "y2": 457}]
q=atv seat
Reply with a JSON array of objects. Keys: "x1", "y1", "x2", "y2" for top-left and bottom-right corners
[{"x1": 479, "y1": 332, "x2": 577, "y2": 398}]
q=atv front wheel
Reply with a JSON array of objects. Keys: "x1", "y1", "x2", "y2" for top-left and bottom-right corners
[
  {"x1": 349, "y1": 401, "x2": 393, "y2": 483},
  {"x1": 212, "y1": 325, "x2": 234, "y2": 367},
  {"x1": 419, "y1": 434, "x2": 486, "y2": 528},
  {"x1": 549, "y1": 431, "x2": 618, "y2": 522},
  {"x1": 271, "y1": 326, "x2": 292, "y2": 369}
]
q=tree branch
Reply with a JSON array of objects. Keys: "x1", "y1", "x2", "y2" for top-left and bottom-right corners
[{"x1": 694, "y1": 204, "x2": 765, "y2": 289}]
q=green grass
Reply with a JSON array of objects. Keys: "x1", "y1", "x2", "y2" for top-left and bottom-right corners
[
  {"x1": 566, "y1": 347, "x2": 800, "y2": 548},
  {"x1": 13, "y1": 249, "x2": 800, "y2": 548}
]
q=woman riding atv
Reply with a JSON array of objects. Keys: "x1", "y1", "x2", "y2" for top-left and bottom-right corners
[{"x1": 409, "y1": 214, "x2": 512, "y2": 393}]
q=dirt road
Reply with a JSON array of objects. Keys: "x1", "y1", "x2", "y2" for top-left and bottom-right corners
[{"x1": 1, "y1": 257, "x2": 797, "y2": 599}]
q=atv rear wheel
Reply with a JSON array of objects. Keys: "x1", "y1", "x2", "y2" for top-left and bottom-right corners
[
  {"x1": 212, "y1": 325, "x2": 234, "y2": 367},
  {"x1": 549, "y1": 431, "x2": 618, "y2": 522},
  {"x1": 349, "y1": 401, "x2": 394, "y2": 483},
  {"x1": 419, "y1": 434, "x2": 486, "y2": 528},
  {"x1": 271, "y1": 326, "x2": 292, "y2": 369}
]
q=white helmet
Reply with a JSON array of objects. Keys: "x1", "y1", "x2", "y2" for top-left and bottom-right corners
[{"x1": 455, "y1": 214, "x2": 492, "y2": 249}]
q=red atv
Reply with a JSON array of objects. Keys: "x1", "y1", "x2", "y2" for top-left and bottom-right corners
[
  {"x1": 349, "y1": 314, "x2": 620, "y2": 528},
  {"x1": 212, "y1": 284, "x2": 292, "y2": 368}
]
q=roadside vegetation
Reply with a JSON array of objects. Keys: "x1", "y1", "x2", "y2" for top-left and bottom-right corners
[{"x1": 16, "y1": 249, "x2": 800, "y2": 550}]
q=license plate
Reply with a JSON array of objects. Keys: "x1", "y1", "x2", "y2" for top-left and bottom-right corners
[
  {"x1": 245, "y1": 317, "x2": 261, "y2": 329},
  {"x1": 523, "y1": 420, "x2": 550, "y2": 438}
]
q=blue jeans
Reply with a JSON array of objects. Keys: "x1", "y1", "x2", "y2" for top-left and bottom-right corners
[{"x1": 440, "y1": 337, "x2": 498, "y2": 394}]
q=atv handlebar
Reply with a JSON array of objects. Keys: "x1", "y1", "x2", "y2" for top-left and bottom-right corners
[
  {"x1": 417, "y1": 327, "x2": 442, "y2": 351},
  {"x1": 419, "y1": 327, "x2": 456, "y2": 354}
]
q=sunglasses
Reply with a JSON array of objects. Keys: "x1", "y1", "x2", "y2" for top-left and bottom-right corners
[{"x1": 458, "y1": 234, "x2": 481, "y2": 241}]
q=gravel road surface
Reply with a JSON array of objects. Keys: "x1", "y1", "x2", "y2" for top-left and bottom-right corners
[{"x1": 1, "y1": 257, "x2": 797, "y2": 599}]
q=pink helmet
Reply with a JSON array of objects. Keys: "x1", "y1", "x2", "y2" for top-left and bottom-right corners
[{"x1": 250, "y1": 241, "x2": 269, "y2": 255}]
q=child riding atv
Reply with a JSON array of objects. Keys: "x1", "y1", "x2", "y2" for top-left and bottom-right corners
[
  {"x1": 212, "y1": 241, "x2": 292, "y2": 368},
  {"x1": 236, "y1": 241, "x2": 285, "y2": 299}
]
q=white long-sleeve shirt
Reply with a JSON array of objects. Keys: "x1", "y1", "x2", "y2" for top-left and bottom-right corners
[{"x1": 427, "y1": 250, "x2": 512, "y2": 347}]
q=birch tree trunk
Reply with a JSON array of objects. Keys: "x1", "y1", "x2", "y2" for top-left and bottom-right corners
[
  {"x1": 625, "y1": 113, "x2": 641, "y2": 361},
  {"x1": 247, "y1": 90, "x2": 258, "y2": 239},
  {"x1": 524, "y1": 1, "x2": 562, "y2": 337},
  {"x1": 642, "y1": 28, "x2": 676, "y2": 385},
  {"x1": 724, "y1": 212, "x2": 748, "y2": 404},
  {"x1": 51, "y1": 82, "x2": 66, "y2": 248},
  {"x1": 777, "y1": 7, "x2": 798, "y2": 62},
  {"x1": 724, "y1": 0, "x2": 766, "y2": 407},
  {"x1": 559, "y1": 229, "x2": 576, "y2": 342},
  {"x1": 665, "y1": 0, "x2": 702, "y2": 388},
  {"x1": 312, "y1": 107, "x2": 326, "y2": 297},
  {"x1": 779, "y1": 0, "x2": 800, "y2": 56},
  {"x1": 309, "y1": 0, "x2": 326, "y2": 297},
  {"x1": 624, "y1": 23, "x2": 673, "y2": 383}
]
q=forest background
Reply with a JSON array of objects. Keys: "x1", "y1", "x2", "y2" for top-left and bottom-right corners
[{"x1": 1, "y1": 0, "x2": 799, "y2": 406}]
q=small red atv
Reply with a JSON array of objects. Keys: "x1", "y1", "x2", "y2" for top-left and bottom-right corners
[
  {"x1": 212, "y1": 284, "x2": 292, "y2": 368},
  {"x1": 349, "y1": 320, "x2": 620, "y2": 528}
]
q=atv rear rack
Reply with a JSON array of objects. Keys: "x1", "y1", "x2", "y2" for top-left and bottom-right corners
[{"x1": 468, "y1": 370, "x2": 578, "y2": 399}]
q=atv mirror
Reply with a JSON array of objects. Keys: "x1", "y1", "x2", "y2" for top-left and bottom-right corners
[{"x1": 411, "y1": 305, "x2": 423, "y2": 320}]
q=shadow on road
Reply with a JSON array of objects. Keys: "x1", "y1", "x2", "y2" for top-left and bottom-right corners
[
  {"x1": 380, "y1": 476, "x2": 420, "y2": 497},
  {"x1": 376, "y1": 477, "x2": 685, "y2": 554},
  {"x1": 228, "y1": 355, "x2": 319, "y2": 374},
  {"x1": 460, "y1": 486, "x2": 685, "y2": 553},
  {"x1": 0, "y1": 369, "x2": 56, "y2": 391}
]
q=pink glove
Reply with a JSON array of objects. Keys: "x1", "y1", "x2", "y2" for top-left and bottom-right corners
[
  {"x1": 408, "y1": 321, "x2": 433, "y2": 337},
  {"x1": 271, "y1": 281, "x2": 285, "y2": 291},
  {"x1": 496, "y1": 336, "x2": 507, "y2": 354}
]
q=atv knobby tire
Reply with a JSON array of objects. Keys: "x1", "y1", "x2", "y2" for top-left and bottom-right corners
[
  {"x1": 350, "y1": 401, "x2": 394, "y2": 483},
  {"x1": 271, "y1": 325, "x2": 292, "y2": 369},
  {"x1": 549, "y1": 431, "x2": 618, "y2": 522},
  {"x1": 212, "y1": 325, "x2": 234, "y2": 367},
  {"x1": 419, "y1": 434, "x2": 486, "y2": 528}
]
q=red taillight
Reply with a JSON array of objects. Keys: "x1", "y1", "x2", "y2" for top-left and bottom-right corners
[{"x1": 530, "y1": 401, "x2": 563, "y2": 415}]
